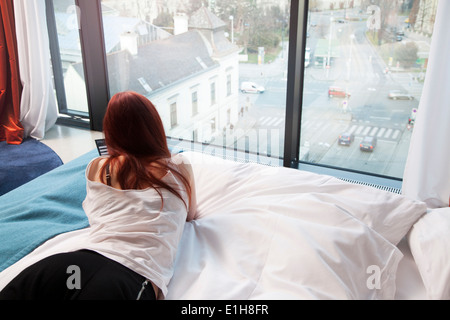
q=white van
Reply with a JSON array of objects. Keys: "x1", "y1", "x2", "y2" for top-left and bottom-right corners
[{"x1": 240, "y1": 82, "x2": 265, "y2": 94}]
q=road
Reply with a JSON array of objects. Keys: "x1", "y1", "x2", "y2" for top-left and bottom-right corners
[{"x1": 231, "y1": 9, "x2": 426, "y2": 179}]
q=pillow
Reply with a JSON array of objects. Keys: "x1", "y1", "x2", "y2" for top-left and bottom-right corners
[{"x1": 408, "y1": 207, "x2": 450, "y2": 300}]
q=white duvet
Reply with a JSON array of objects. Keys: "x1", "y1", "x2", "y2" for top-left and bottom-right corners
[
  {"x1": 0, "y1": 151, "x2": 427, "y2": 299},
  {"x1": 166, "y1": 152, "x2": 426, "y2": 299}
]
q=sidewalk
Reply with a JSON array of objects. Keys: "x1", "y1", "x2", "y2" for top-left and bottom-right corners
[{"x1": 210, "y1": 111, "x2": 258, "y2": 148}]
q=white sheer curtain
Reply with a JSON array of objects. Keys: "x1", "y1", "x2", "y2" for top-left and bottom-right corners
[
  {"x1": 402, "y1": 0, "x2": 450, "y2": 208},
  {"x1": 14, "y1": 0, "x2": 58, "y2": 140}
]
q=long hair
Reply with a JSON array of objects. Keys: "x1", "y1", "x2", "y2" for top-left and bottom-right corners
[{"x1": 99, "y1": 91, "x2": 191, "y2": 208}]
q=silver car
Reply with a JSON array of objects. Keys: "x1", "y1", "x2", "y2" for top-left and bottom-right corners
[{"x1": 388, "y1": 90, "x2": 414, "y2": 100}]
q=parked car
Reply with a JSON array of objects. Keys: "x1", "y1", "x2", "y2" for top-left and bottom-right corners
[
  {"x1": 388, "y1": 90, "x2": 414, "y2": 100},
  {"x1": 338, "y1": 132, "x2": 355, "y2": 145},
  {"x1": 360, "y1": 136, "x2": 377, "y2": 152},
  {"x1": 328, "y1": 86, "x2": 351, "y2": 98},
  {"x1": 240, "y1": 82, "x2": 265, "y2": 94}
]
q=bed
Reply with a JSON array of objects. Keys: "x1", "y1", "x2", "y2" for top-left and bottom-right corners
[{"x1": 1, "y1": 149, "x2": 449, "y2": 300}]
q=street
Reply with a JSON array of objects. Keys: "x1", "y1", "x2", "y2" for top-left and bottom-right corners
[{"x1": 229, "y1": 8, "x2": 427, "y2": 179}]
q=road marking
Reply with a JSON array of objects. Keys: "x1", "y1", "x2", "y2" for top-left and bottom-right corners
[
  {"x1": 259, "y1": 116, "x2": 270, "y2": 125},
  {"x1": 392, "y1": 129, "x2": 400, "y2": 140},
  {"x1": 259, "y1": 116, "x2": 284, "y2": 127},
  {"x1": 266, "y1": 118, "x2": 279, "y2": 126},
  {"x1": 274, "y1": 118, "x2": 284, "y2": 126},
  {"x1": 384, "y1": 128, "x2": 393, "y2": 138},
  {"x1": 377, "y1": 127, "x2": 386, "y2": 137},
  {"x1": 369, "y1": 127, "x2": 378, "y2": 136},
  {"x1": 344, "y1": 125, "x2": 402, "y2": 141},
  {"x1": 348, "y1": 124, "x2": 358, "y2": 134},
  {"x1": 362, "y1": 126, "x2": 371, "y2": 135},
  {"x1": 370, "y1": 116, "x2": 391, "y2": 121}
]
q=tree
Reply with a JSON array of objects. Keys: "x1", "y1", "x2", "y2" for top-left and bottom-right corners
[
  {"x1": 214, "y1": 0, "x2": 286, "y2": 53},
  {"x1": 413, "y1": 0, "x2": 437, "y2": 34},
  {"x1": 152, "y1": 10, "x2": 174, "y2": 31},
  {"x1": 409, "y1": 0, "x2": 420, "y2": 27},
  {"x1": 395, "y1": 42, "x2": 418, "y2": 68}
]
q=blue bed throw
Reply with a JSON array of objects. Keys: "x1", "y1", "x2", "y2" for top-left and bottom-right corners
[{"x1": 0, "y1": 150, "x2": 97, "y2": 272}]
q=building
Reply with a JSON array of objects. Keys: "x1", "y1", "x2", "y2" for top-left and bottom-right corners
[
  {"x1": 64, "y1": 7, "x2": 240, "y2": 143},
  {"x1": 309, "y1": 0, "x2": 363, "y2": 12},
  {"x1": 55, "y1": 11, "x2": 171, "y2": 72}
]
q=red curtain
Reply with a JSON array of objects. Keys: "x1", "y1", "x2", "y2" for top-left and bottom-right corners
[{"x1": 0, "y1": 0, "x2": 23, "y2": 144}]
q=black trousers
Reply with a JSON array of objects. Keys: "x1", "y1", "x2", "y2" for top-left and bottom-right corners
[{"x1": 0, "y1": 250, "x2": 155, "y2": 300}]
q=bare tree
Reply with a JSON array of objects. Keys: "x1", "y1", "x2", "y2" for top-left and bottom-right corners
[{"x1": 413, "y1": 0, "x2": 437, "y2": 34}]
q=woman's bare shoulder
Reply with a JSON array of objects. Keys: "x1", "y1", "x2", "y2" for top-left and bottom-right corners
[
  {"x1": 170, "y1": 153, "x2": 192, "y2": 171},
  {"x1": 86, "y1": 156, "x2": 108, "y2": 181}
]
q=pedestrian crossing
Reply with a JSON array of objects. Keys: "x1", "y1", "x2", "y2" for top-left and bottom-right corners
[
  {"x1": 300, "y1": 118, "x2": 403, "y2": 142},
  {"x1": 256, "y1": 115, "x2": 403, "y2": 142},
  {"x1": 343, "y1": 123, "x2": 402, "y2": 141},
  {"x1": 257, "y1": 116, "x2": 284, "y2": 127}
]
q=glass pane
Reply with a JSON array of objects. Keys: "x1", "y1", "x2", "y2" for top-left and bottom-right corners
[
  {"x1": 101, "y1": 0, "x2": 290, "y2": 164},
  {"x1": 52, "y1": 0, "x2": 90, "y2": 115},
  {"x1": 300, "y1": 0, "x2": 437, "y2": 179}
]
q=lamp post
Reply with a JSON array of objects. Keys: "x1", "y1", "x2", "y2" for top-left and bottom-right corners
[
  {"x1": 229, "y1": 15, "x2": 234, "y2": 44},
  {"x1": 347, "y1": 34, "x2": 355, "y2": 81},
  {"x1": 327, "y1": 17, "x2": 334, "y2": 78}
]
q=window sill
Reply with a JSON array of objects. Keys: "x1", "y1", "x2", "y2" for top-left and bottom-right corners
[{"x1": 167, "y1": 137, "x2": 402, "y2": 194}]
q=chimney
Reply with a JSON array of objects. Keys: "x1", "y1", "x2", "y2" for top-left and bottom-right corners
[
  {"x1": 120, "y1": 31, "x2": 138, "y2": 56},
  {"x1": 173, "y1": 13, "x2": 188, "y2": 35}
]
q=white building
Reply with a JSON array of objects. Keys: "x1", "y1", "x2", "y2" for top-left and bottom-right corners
[{"x1": 65, "y1": 7, "x2": 240, "y2": 144}]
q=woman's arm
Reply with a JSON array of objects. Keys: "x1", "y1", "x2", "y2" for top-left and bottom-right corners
[
  {"x1": 184, "y1": 161, "x2": 197, "y2": 222},
  {"x1": 172, "y1": 153, "x2": 198, "y2": 221}
]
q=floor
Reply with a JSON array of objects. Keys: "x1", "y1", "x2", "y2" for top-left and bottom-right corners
[{"x1": 41, "y1": 124, "x2": 104, "y2": 164}]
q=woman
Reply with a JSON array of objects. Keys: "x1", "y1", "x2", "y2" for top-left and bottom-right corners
[{"x1": 0, "y1": 91, "x2": 197, "y2": 300}]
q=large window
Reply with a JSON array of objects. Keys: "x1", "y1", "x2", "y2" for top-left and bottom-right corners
[
  {"x1": 46, "y1": 0, "x2": 89, "y2": 122},
  {"x1": 47, "y1": 0, "x2": 438, "y2": 185},
  {"x1": 98, "y1": 0, "x2": 290, "y2": 165},
  {"x1": 301, "y1": 0, "x2": 437, "y2": 180}
]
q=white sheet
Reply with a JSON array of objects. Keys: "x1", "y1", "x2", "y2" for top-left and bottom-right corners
[
  {"x1": 0, "y1": 151, "x2": 428, "y2": 299},
  {"x1": 394, "y1": 237, "x2": 428, "y2": 300}
]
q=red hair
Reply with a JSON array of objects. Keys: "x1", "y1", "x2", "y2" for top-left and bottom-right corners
[{"x1": 100, "y1": 91, "x2": 190, "y2": 207}]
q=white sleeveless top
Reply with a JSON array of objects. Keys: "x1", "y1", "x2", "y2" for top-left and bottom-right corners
[{"x1": 81, "y1": 156, "x2": 189, "y2": 298}]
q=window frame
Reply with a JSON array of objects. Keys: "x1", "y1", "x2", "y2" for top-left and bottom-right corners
[
  {"x1": 46, "y1": 0, "x2": 109, "y2": 131},
  {"x1": 45, "y1": 0, "x2": 404, "y2": 189},
  {"x1": 283, "y1": 0, "x2": 308, "y2": 169}
]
